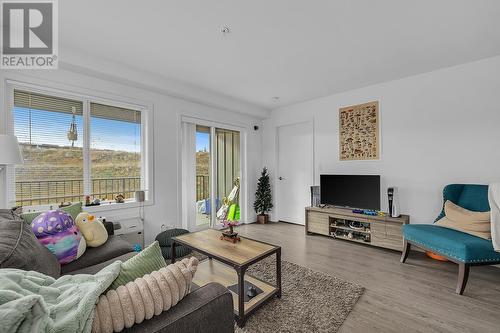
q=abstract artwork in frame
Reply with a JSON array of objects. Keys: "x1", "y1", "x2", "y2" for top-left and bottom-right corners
[{"x1": 339, "y1": 101, "x2": 379, "y2": 161}]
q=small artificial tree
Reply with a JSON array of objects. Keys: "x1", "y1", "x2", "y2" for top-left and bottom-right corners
[{"x1": 254, "y1": 167, "x2": 273, "y2": 223}]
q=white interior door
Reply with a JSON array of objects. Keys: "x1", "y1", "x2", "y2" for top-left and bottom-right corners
[{"x1": 276, "y1": 121, "x2": 313, "y2": 225}]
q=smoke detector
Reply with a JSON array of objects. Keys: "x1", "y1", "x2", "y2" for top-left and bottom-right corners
[{"x1": 221, "y1": 26, "x2": 231, "y2": 36}]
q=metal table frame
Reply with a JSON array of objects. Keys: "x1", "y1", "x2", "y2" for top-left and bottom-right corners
[{"x1": 171, "y1": 232, "x2": 282, "y2": 327}]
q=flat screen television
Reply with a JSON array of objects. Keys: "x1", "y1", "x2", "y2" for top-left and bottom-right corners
[{"x1": 320, "y1": 175, "x2": 380, "y2": 210}]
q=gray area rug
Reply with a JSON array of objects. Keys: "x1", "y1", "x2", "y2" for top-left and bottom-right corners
[{"x1": 235, "y1": 257, "x2": 364, "y2": 333}]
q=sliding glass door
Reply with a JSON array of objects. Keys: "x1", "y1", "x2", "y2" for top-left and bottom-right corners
[
  {"x1": 195, "y1": 125, "x2": 211, "y2": 227},
  {"x1": 183, "y1": 122, "x2": 241, "y2": 230},
  {"x1": 214, "y1": 128, "x2": 240, "y2": 225}
]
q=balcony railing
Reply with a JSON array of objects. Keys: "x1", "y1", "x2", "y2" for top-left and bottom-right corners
[
  {"x1": 16, "y1": 175, "x2": 211, "y2": 207},
  {"x1": 15, "y1": 177, "x2": 141, "y2": 206}
]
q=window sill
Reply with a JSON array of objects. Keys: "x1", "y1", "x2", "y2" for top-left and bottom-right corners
[{"x1": 83, "y1": 199, "x2": 153, "y2": 213}]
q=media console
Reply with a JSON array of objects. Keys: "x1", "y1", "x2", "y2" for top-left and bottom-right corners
[{"x1": 305, "y1": 206, "x2": 409, "y2": 251}]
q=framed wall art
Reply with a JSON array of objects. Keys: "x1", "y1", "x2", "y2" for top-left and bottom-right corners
[{"x1": 339, "y1": 101, "x2": 379, "y2": 161}]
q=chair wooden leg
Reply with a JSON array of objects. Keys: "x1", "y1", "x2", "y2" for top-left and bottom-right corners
[
  {"x1": 400, "y1": 240, "x2": 411, "y2": 263},
  {"x1": 456, "y1": 263, "x2": 470, "y2": 295}
]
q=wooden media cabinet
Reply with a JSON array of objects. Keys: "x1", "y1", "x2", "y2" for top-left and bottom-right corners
[{"x1": 305, "y1": 206, "x2": 409, "y2": 251}]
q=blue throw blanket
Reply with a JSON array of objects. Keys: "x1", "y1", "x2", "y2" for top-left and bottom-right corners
[{"x1": 0, "y1": 262, "x2": 121, "y2": 333}]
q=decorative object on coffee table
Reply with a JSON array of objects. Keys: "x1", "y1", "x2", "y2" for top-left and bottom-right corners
[
  {"x1": 217, "y1": 177, "x2": 241, "y2": 244},
  {"x1": 171, "y1": 229, "x2": 281, "y2": 328},
  {"x1": 254, "y1": 167, "x2": 273, "y2": 224},
  {"x1": 220, "y1": 220, "x2": 241, "y2": 243}
]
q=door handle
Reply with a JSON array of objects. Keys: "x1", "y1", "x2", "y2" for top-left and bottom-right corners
[{"x1": 278, "y1": 177, "x2": 285, "y2": 180}]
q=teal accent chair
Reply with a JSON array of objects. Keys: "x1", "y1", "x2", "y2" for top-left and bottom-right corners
[{"x1": 401, "y1": 184, "x2": 500, "y2": 295}]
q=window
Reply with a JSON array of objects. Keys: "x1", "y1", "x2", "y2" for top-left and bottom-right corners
[
  {"x1": 11, "y1": 88, "x2": 147, "y2": 207},
  {"x1": 13, "y1": 90, "x2": 85, "y2": 206},
  {"x1": 90, "y1": 102, "x2": 142, "y2": 201}
]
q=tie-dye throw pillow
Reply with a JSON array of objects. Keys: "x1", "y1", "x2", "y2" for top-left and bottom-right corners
[{"x1": 31, "y1": 210, "x2": 86, "y2": 264}]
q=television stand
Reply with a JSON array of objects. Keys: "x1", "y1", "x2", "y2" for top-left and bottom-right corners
[{"x1": 305, "y1": 206, "x2": 409, "y2": 251}]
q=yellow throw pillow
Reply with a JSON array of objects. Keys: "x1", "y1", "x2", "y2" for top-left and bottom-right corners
[{"x1": 436, "y1": 200, "x2": 491, "y2": 239}]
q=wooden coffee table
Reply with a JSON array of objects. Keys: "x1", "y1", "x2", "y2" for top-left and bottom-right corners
[{"x1": 171, "y1": 228, "x2": 281, "y2": 327}]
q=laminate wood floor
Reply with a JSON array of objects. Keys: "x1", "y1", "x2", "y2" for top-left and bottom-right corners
[{"x1": 235, "y1": 222, "x2": 500, "y2": 333}]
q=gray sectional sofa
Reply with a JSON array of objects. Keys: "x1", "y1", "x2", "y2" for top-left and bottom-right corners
[{"x1": 0, "y1": 209, "x2": 234, "y2": 333}]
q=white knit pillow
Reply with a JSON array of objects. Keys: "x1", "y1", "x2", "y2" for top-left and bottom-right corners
[{"x1": 92, "y1": 257, "x2": 199, "y2": 333}]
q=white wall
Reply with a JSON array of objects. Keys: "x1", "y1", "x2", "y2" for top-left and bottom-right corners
[
  {"x1": 263, "y1": 56, "x2": 500, "y2": 224},
  {"x1": 0, "y1": 68, "x2": 263, "y2": 244}
]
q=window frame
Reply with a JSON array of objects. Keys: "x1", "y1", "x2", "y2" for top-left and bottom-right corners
[{"x1": 5, "y1": 80, "x2": 154, "y2": 211}]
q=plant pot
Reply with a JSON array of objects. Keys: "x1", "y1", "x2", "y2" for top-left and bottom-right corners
[{"x1": 257, "y1": 214, "x2": 268, "y2": 224}]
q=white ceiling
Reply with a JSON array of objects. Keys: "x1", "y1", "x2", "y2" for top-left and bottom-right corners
[{"x1": 60, "y1": 0, "x2": 500, "y2": 112}]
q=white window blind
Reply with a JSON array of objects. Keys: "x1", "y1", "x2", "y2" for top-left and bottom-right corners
[
  {"x1": 13, "y1": 90, "x2": 84, "y2": 206},
  {"x1": 11, "y1": 89, "x2": 144, "y2": 207}
]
